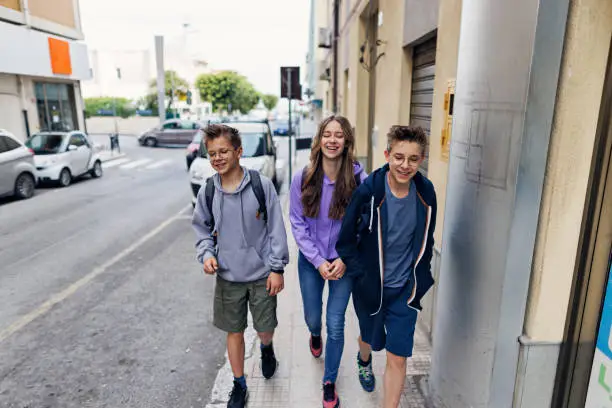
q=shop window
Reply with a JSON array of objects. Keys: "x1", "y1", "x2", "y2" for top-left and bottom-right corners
[{"x1": 35, "y1": 82, "x2": 78, "y2": 132}]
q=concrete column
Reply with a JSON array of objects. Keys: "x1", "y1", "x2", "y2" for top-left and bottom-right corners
[{"x1": 429, "y1": 0, "x2": 570, "y2": 406}]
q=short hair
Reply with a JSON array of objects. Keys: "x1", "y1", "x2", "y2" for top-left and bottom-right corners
[
  {"x1": 386, "y1": 125, "x2": 428, "y2": 153},
  {"x1": 204, "y1": 124, "x2": 242, "y2": 149}
]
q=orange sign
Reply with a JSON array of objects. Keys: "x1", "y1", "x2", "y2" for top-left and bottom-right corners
[{"x1": 48, "y1": 37, "x2": 72, "y2": 75}]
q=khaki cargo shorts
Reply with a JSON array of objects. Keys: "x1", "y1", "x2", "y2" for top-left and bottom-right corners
[{"x1": 213, "y1": 275, "x2": 278, "y2": 333}]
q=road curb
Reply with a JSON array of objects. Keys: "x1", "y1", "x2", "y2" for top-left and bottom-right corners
[{"x1": 100, "y1": 153, "x2": 126, "y2": 163}]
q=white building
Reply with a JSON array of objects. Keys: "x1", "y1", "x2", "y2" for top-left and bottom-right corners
[{"x1": 0, "y1": 0, "x2": 92, "y2": 141}]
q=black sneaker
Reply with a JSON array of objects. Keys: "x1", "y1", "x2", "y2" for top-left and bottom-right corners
[
  {"x1": 323, "y1": 381, "x2": 340, "y2": 407},
  {"x1": 227, "y1": 380, "x2": 248, "y2": 408},
  {"x1": 261, "y1": 344, "x2": 278, "y2": 379}
]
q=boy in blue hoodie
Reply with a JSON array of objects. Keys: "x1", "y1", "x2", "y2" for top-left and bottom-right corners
[
  {"x1": 192, "y1": 124, "x2": 289, "y2": 408},
  {"x1": 336, "y1": 125, "x2": 436, "y2": 408}
]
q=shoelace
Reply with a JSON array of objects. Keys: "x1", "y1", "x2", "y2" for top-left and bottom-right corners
[
  {"x1": 229, "y1": 382, "x2": 245, "y2": 399},
  {"x1": 359, "y1": 364, "x2": 373, "y2": 380}
]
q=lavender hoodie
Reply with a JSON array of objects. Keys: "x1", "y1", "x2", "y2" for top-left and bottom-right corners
[{"x1": 289, "y1": 162, "x2": 367, "y2": 269}]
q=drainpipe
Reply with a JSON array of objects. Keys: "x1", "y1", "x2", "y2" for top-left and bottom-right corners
[
  {"x1": 20, "y1": 0, "x2": 31, "y2": 28},
  {"x1": 332, "y1": 0, "x2": 340, "y2": 113},
  {"x1": 366, "y1": 0, "x2": 378, "y2": 173}
]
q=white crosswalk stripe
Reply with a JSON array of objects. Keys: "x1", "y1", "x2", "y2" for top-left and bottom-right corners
[
  {"x1": 120, "y1": 158, "x2": 153, "y2": 169},
  {"x1": 103, "y1": 158, "x2": 131, "y2": 168},
  {"x1": 145, "y1": 159, "x2": 172, "y2": 170}
]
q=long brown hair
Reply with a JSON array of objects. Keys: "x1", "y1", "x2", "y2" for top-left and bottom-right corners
[{"x1": 302, "y1": 115, "x2": 357, "y2": 219}]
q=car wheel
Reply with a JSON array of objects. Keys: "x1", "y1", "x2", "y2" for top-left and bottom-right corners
[
  {"x1": 145, "y1": 137, "x2": 157, "y2": 147},
  {"x1": 90, "y1": 160, "x2": 103, "y2": 178},
  {"x1": 58, "y1": 168, "x2": 72, "y2": 187},
  {"x1": 14, "y1": 172, "x2": 35, "y2": 199}
]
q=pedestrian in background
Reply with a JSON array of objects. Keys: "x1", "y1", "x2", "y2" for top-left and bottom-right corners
[
  {"x1": 336, "y1": 125, "x2": 437, "y2": 408},
  {"x1": 192, "y1": 124, "x2": 289, "y2": 408},
  {"x1": 289, "y1": 115, "x2": 366, "y2": 408}
]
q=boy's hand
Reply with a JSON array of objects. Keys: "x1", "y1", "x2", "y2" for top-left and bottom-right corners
[
  {"x1": 317, "y1": 261, "x2": 332, "y2": 280},
  {"x1": 203, "y1": 257, "x2": 218, "y2": 274},
  {"x1": 328, "y1": 258, "x2": 346, "y2": 280},
  {"x1": 267, "y1": 272, "x2": 284, "y2": 296}
]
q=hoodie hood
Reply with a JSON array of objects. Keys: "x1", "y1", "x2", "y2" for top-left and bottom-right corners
[{"x1": 212, "y1": 166, "x2": 251, "y2": 194}]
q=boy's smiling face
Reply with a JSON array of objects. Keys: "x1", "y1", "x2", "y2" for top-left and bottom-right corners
[
  {"x1": 206, "y1": 135, "x2": 242, "y2": 176},
  {"x1": 384, "y1": 140, "x2": 424, "y2": 186}
]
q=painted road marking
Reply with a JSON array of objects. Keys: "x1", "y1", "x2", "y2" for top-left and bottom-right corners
[
  {"x1": 145, "y1": 159, "x2": 172, "y2": 170},
  {"x1": 120, "y1": 158, "x2": 153, "y2": 169},
  {"x1": 103, "y1": 158, "x2": 131, "y2": 168},
  {"x1": 0, "y1": 204, "x2": 191, "y2": 344}
]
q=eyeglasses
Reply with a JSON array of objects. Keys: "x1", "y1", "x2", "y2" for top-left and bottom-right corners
[
  {"x1": 391, "y1": 154, "x2": 422, "y2": 167},
  {"x1": 208, "y1": 149, "x2": 235, "y2": 160}
]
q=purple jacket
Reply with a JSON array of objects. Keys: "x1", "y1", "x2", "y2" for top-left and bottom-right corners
[{"x1": 289, "y1": 162, "x2": 367, "y2": 269}]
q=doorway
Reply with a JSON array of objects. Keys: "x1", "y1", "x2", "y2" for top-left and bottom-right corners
[{"x1": 553, "y1": 39, "x2": 612, "y2": 408}]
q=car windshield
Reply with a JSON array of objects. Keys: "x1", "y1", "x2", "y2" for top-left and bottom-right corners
[
  {"x1": 26, "y1": 134, "x2": 65, "y2": 154},
  {"x1": 192, "y1": 131, "x2": 203, "y2": 144},
  {"x1": 241, "y1": 133, "x2": 265, "y2": 157},
  {"x1": 200, "y1": 132, "x2": 265, "y2": 158}
]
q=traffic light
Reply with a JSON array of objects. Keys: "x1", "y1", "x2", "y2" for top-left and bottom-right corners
[{"x1": 186, "y1": 90, "x2": 192, "y2": 105}]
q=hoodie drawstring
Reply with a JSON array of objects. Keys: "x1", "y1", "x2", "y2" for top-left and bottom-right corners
[{"x1": 368, "y1": 196, "x2": 374, "y2": 232}]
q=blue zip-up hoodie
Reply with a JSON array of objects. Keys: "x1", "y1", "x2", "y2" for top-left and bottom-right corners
[{"x1": 336, "y1": 164, "x2": 437, "y2": 314}]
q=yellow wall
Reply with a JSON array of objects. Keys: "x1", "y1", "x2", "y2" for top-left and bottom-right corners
[
  {"x1": 524, "y1": 0, "x2": 612, "y2": 341},
  {"x1": 29, "y1": 0, "x2": 76, "y2": 28},
  {"x1": 371, "y1": 0, "x2": 407, "y2": 169},
  {"x1": 427, "y1": 0, "x2": 463, "y2": 245},
  {"x1": 0, "y1": 0, "x2": 20, "y2": 11}
]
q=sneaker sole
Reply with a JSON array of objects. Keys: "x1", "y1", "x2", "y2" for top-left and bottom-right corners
[{"x1": 311, "y1": 348, "x2": 323, "y2": 358}]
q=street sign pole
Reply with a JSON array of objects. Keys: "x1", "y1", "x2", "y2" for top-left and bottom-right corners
[
  {"x1": 154, "y1": 36, "x2": 166, "y2": 125},
  {"x1": 288, "y1": 68, "x2": 293, "y2": 183}
]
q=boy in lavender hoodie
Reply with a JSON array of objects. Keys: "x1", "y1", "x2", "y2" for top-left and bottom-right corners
[
  {"x1": 289, "y1": 115, "x2": 366, "y2": 407},
  {"x1": 192, "y1": 124, "x2": 289, "y2": 408}
]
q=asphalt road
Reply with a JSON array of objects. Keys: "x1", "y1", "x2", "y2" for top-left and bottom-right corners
[{"x1": 0, "y1": 138, "x2": 227, "y2": 408}]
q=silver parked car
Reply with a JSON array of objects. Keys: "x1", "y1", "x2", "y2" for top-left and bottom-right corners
[
  {"x1": 0, "y1": 129, "x2": 37, "y2": 200},
  {"x1": 138, "y1": 119, "x2": 202, "y2": 147}
]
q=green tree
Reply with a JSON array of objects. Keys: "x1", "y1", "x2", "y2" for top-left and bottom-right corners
[
  {"x1": 84, "y1": 97, "x2": 135, "y2": 118},
  {"x1": 195, "y1": 71, "x2": 260, "y2": 114},
  {"x1": 261, "y1": 94, "x2": 279, "y2": 112},
  {"x1": 145, "y1": 70, "x2": 190, "y2": 112}
]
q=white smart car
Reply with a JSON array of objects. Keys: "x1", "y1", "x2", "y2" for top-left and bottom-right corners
[
  {"x1": 189, "y1": 121, "x2": 281, "y2": 206},
  {"x1": 26, "y1": 131, "x2": 103, "y2": 187}
]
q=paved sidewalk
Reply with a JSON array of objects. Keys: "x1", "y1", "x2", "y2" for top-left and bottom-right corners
[{"x1": 98, "y1": 150, "x2": 126, "y2": 163}]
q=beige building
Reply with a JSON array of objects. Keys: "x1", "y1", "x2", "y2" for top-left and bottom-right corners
[
  {"x1": 0, "y1": 0, "x2": 91, "y2": 141},
  {"x1": 313, "y1": 0, "x2": 612, "y2": 406}
]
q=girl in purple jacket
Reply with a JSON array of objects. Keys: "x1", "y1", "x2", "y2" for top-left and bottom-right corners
[{"x1": 289, "y1": 115, "x2": 367, "y2": 408}]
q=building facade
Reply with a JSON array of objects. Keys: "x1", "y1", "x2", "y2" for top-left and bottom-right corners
[
  {"x1": 0, "y1": 0, "x2": 92, "y2": 141},
  {"x1": 316, "y1": 0, "x2": 612, "y2": 406}
]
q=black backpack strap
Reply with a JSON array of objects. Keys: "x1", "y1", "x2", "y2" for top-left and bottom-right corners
[
  {"x1": 204, "y1": 176, "x2": 216, "y2": 231},
  {"x1": 354, "y1": 172, "x2": 361, "y2": 187},
  {"x1": 248, "y1": 170, "x2": 268, "y2": 223}
]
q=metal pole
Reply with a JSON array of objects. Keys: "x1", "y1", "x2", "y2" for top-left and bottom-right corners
[
  {"x1": 332, "y1": 0, "x2": 339, "y2": 113},
  {"x1": 288, "y1": 68, "x2": 293, "y2": 183},
  {"x1": 154, "y1": 36, "x2": 166, "y2": 124}
]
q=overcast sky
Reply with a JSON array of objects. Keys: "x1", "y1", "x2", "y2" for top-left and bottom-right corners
[{"x1": 79, "y1": 0, "x2": 310, "y2": 96}]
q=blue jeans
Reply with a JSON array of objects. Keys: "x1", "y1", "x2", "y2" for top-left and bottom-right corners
[{"x1": 298, "y1": 252, "x2": 353, "y2": 383}]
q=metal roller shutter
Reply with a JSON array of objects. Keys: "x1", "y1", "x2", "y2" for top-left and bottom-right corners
[{"x1": 410, "y1": 36, "x2": 437, "y2": 174}]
